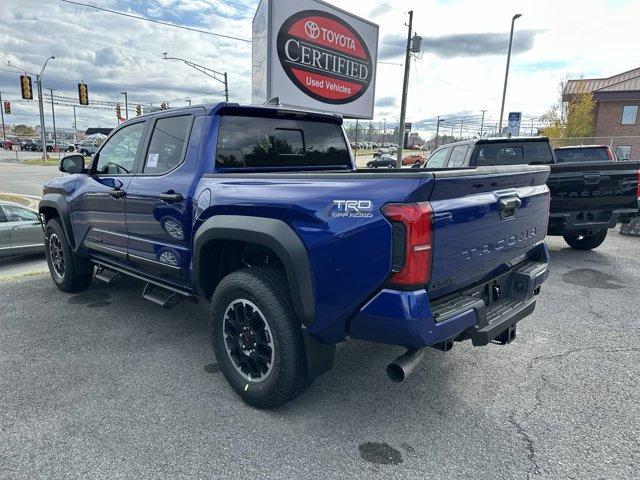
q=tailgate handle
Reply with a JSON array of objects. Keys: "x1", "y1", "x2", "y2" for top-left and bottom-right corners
[{"x1": 498, "y1": 197, "x2": 521, "y2": 220}]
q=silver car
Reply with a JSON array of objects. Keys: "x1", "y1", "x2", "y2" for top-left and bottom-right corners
[{"x1": 0, "y1": 201, "x2": 44, "y2": 258}]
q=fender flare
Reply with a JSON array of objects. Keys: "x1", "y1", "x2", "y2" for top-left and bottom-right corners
[
  {"x1": 38, "y1": 194, "x2": 76, "y2": 249},
  {"x1": 192, "y1": 215, "x2": 315, "y2": 326}
]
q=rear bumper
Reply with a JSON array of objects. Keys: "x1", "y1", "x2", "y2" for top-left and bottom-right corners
[
  {"x1": 348, "y1": 243, "x2": 549, "y2": 348},
  {"x1": 548, "y1": 203, "x2": 640, "y2": 235}
]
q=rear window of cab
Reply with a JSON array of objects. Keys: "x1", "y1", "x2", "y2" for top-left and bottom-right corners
[{"x1": 215, "y1": 116, "x2": 351, "y2": 170}]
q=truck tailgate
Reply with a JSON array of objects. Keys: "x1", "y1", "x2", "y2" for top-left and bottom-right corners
[
  {"x1": 427, "y1": 165, "x2": 550, "y2": 299},
  {"x1": 548, "y1": 161, "x2": 640, "y2": 213}
]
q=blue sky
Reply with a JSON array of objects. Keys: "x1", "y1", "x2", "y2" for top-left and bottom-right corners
[{"x1": 0, "y1": 0, "x2": 638, "y2": 135}]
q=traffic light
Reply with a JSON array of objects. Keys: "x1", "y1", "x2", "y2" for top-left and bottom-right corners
[
  {"x1": 135, "y1": 104, "x2": 142, "y2": 116},
  {"x1": 20, "y1": 75, "x2": 33, "y2": 100},
  {"x1": 115, "y1": 104, "x2": 122, "y2": 118},
  {"x1": 3, "y1": 101, "x2": 10, "y2": 114},
  {"x1": 161, "y1": 101, "x2": 168, "y2": 110},
  {"x1": 78, "y1": 83, "x2": 89, "y2": 105}
]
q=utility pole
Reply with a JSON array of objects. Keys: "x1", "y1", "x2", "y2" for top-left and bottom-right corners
[
  {"x1": 73, "y1": 105, "x2": 77, "y2": 130},
  {"x1": 498, "y1": 14, "x2": 522, "y2": 133},
  {"x1": 480, "y1": 110, "x2": 486, "y2": 137},
  {"x1": 48, "y1": 88, "x2": 57, "y2": 151},
  {"x1": 162, "y1": 53, "x2": 229, "y2": 102},
  {"x1": 0, "y1": 92, "x2": 5, "y2": 142},
  {"x1": 434, "y1": 116, "x2": 443, "y2": 148},
  {"x1": 383, "y1": 117, "x2": 386, "y2": 143},
  {"x1": 121, "y1": 91, "x2": 128, "y2": 119},
  {"x1": 354, "y1": 119, "x2": 359, "y2": 155},
  {"x1": 459, "y1": 120, "x2": 464, "y2": 139},
  {"x1": 530, "y1": 118, "x2": 534, "y2": 135},
  {"x1": 395, "y1": 10, "x2": 414, "y2": 168}
]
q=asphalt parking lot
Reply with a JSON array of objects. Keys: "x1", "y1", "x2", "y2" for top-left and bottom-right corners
[{"x1": 1, "y1": 232, "x2": 638, "y2": 479}]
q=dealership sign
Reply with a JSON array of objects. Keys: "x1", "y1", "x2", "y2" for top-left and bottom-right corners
[{"x1": 253, "y1": 0, "x2": 378, "y2": 118}]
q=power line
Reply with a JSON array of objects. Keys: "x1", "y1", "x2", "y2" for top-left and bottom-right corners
[{"x1": 59, "y1": 0, "x2": 252, "y2": 43}]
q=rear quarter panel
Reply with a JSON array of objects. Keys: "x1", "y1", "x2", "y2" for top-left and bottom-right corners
[{"x1": 193, "y1": 173, "x2": 434, "y2": 343}]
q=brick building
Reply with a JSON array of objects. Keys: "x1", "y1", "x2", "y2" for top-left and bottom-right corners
[{"x1": 563, "y1": 67, "x2": 640, "y2": 160}]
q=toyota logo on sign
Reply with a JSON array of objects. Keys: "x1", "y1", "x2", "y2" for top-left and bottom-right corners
[
  {"x1": 304, "y1": 21, "x2": 320, "y2": 39},
  {"x1": 276, "y1": 10, "x2": 373, "y2": 105}
]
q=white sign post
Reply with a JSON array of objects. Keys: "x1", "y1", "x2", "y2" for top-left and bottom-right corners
[{"x1": 252, "y1": 0, "x2": 379, "y2": 119}]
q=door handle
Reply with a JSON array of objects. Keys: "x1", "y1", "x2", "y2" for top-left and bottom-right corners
[
  {"x1": 160, "y1": 192, "x2": 184, "y2": 204},
  {"x1": 109, "y1": 189, "x2": 126, "y2": 199}
]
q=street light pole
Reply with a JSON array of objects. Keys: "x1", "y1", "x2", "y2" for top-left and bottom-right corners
[
  {"x1": 48, "y1": 88, "x2": 58, "y2": 152},
  {"x1": 395, "y1": 10, "x2": 414, "y2": 169},
  {"x1": 162, "y1": 53, "x2": 229, "y2": 102},
  {"x1": 121, "y1": 91, "x2": 128, "y2": 119},
  {"x1": 0, "y1": 92, "x2": 5, "y2": 142},
  {"x1": 498, "y1": 14, "x2": 522, "y2": 134},
  {"x1": 36, "y1": 56, "x2": 55, "y2": 159},
  {"x1": 480, "y1": 110, "x2": 486, "y2": 137}
]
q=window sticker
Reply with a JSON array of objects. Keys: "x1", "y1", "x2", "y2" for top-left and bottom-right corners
[{"x1": 147, "y1": 153, "x2": 159, "y2": 168}]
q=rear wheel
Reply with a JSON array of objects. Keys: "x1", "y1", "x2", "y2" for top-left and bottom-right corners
[
  {"x1": 563, "y1": 229, "x2": 608, "y2": 250},
  {"x1": 44, "y1": 218, "x2": 93, "y2": 292},
  {"x1": 211, "y1": 267, "x2": 308, "y2": 409}
]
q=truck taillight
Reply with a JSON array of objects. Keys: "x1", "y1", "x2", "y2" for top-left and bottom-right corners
[
  {"x1": 606, "y1": 147, "x2": 614, "y2": 161},
  {"x1": 382, "y1": 202, "x2": 433, "y2": 287}
]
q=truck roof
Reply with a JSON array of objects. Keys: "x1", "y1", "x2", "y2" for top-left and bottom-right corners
[
  {"x1": 134, "y1": 102, "x2": 343, "y2": 124},
  {"x1": 436, "y1": 136, "x2": 549, "y2": 150}
]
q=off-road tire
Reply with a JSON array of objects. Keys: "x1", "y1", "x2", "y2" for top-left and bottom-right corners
[
  {"x1": 563, "y1": 229, "x2": 608, "y2": 250},
  {"x1": 44, "y1": 218, "x2": 93, "y2": 292},
  {"x1": 211, "y1": 266, "x2": 308, "y2": 409}
]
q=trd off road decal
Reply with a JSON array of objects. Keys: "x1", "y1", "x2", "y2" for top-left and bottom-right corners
[{"x1": 277, "y1": 10, "x2": 373, "y2": 104}]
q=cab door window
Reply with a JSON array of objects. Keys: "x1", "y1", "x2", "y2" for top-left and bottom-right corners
[
  {"x1": 426, "y1": 148, "x2": 450, "y2": 168},
  {"x1": 143, "y1": 115, "x2": 192, "y2": 175},
  {"x1": 94, "y1": 122, "x2": 146, "y2": 175}
]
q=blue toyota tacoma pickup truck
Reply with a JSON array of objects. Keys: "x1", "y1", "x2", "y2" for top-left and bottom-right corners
[{"x1": 40, "y1": 103, "x2": 550, "y2": 408}]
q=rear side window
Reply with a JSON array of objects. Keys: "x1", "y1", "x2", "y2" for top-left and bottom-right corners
[
  {"x1": 216, "y1": 116, "x2": 350, "y2": 169},
  {"x1": 144, "y1": 115, "x2": 192, "y2": 174},
  {"x1": 472, "y1": 141, "x2": 553, "y2": 166},
  {"x1": 448, "y1": 145, "x2": 469, "y2": 167},
  {"x1": 426, "y1": 148, "x2": 449, "y2": 168},
  {"x1": 555, "y1": 147, "x2": 610, "y2": 162}
]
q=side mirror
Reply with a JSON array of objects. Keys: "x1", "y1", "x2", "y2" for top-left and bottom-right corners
[{"x1": 59, "y1": 154, "x2": 85, "y2": 174}]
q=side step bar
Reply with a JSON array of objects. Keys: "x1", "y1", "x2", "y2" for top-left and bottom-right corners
[
  {"x1": 94, "y1": 266, "x2": 121, "y2": 284},
  {"x1": 142, "y1": 283, "x2": 181, "y2": 309},
  {"x1": 91, "y1": 260, "x2": 199, "y2": 308}
]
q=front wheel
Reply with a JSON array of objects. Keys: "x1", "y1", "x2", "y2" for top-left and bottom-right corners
[
  {"x1": 211, "y1": 267, "x2": 308, "y2": 409},
  {"x1": 563, "y1": 229, "x2": 608, "y2": 250},
  {"x1": 44, "y1": 218, "x2": 93, "y2": 292}
]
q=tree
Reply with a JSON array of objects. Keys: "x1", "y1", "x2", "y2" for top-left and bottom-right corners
[
  {"x1": 565, "y1": 82, "x2": 595, "y2": 138},
  {"x1": 540, "y1": 79, "x2": 595, "y2": 140},
  {"x1": 12, "y1": 124, "x2": 36, "y2": 137}
]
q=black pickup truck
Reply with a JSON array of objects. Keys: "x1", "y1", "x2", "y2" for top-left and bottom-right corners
[{"x1": 420, "y1": 137, "x2": 640, "y2": 249}]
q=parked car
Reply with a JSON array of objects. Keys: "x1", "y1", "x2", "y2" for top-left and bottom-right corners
[
  {"x1": 22, "y1": 140, "x2": 38, "y2": 151},
  {"x1": 366, "y1": 154, "x2": 396, "y2": 168},
  {"x1": 554, "y1": 145, "x2": 618, "y2": 162},
  {"x1": 34, "y1": 139, "x2": 54, "y2": 152},
  {"x1": 420, "y1": 137, "x2": 640, "y2": 250},
  {"x1": 75, "y1": 141, "x2": 100, "y2": 156},
  {"x1": 40, "y1": 103, "x2": 550, "y2": 408},
  {"x1": 57, "y1": 141, "x2": 76, "y2": 152},
  {"x1": 402, "y1": 154, "x2": 425, "y2": 166},
  {"x1": 0, "y1": 201, "x2": 44, "y2": 258}
]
